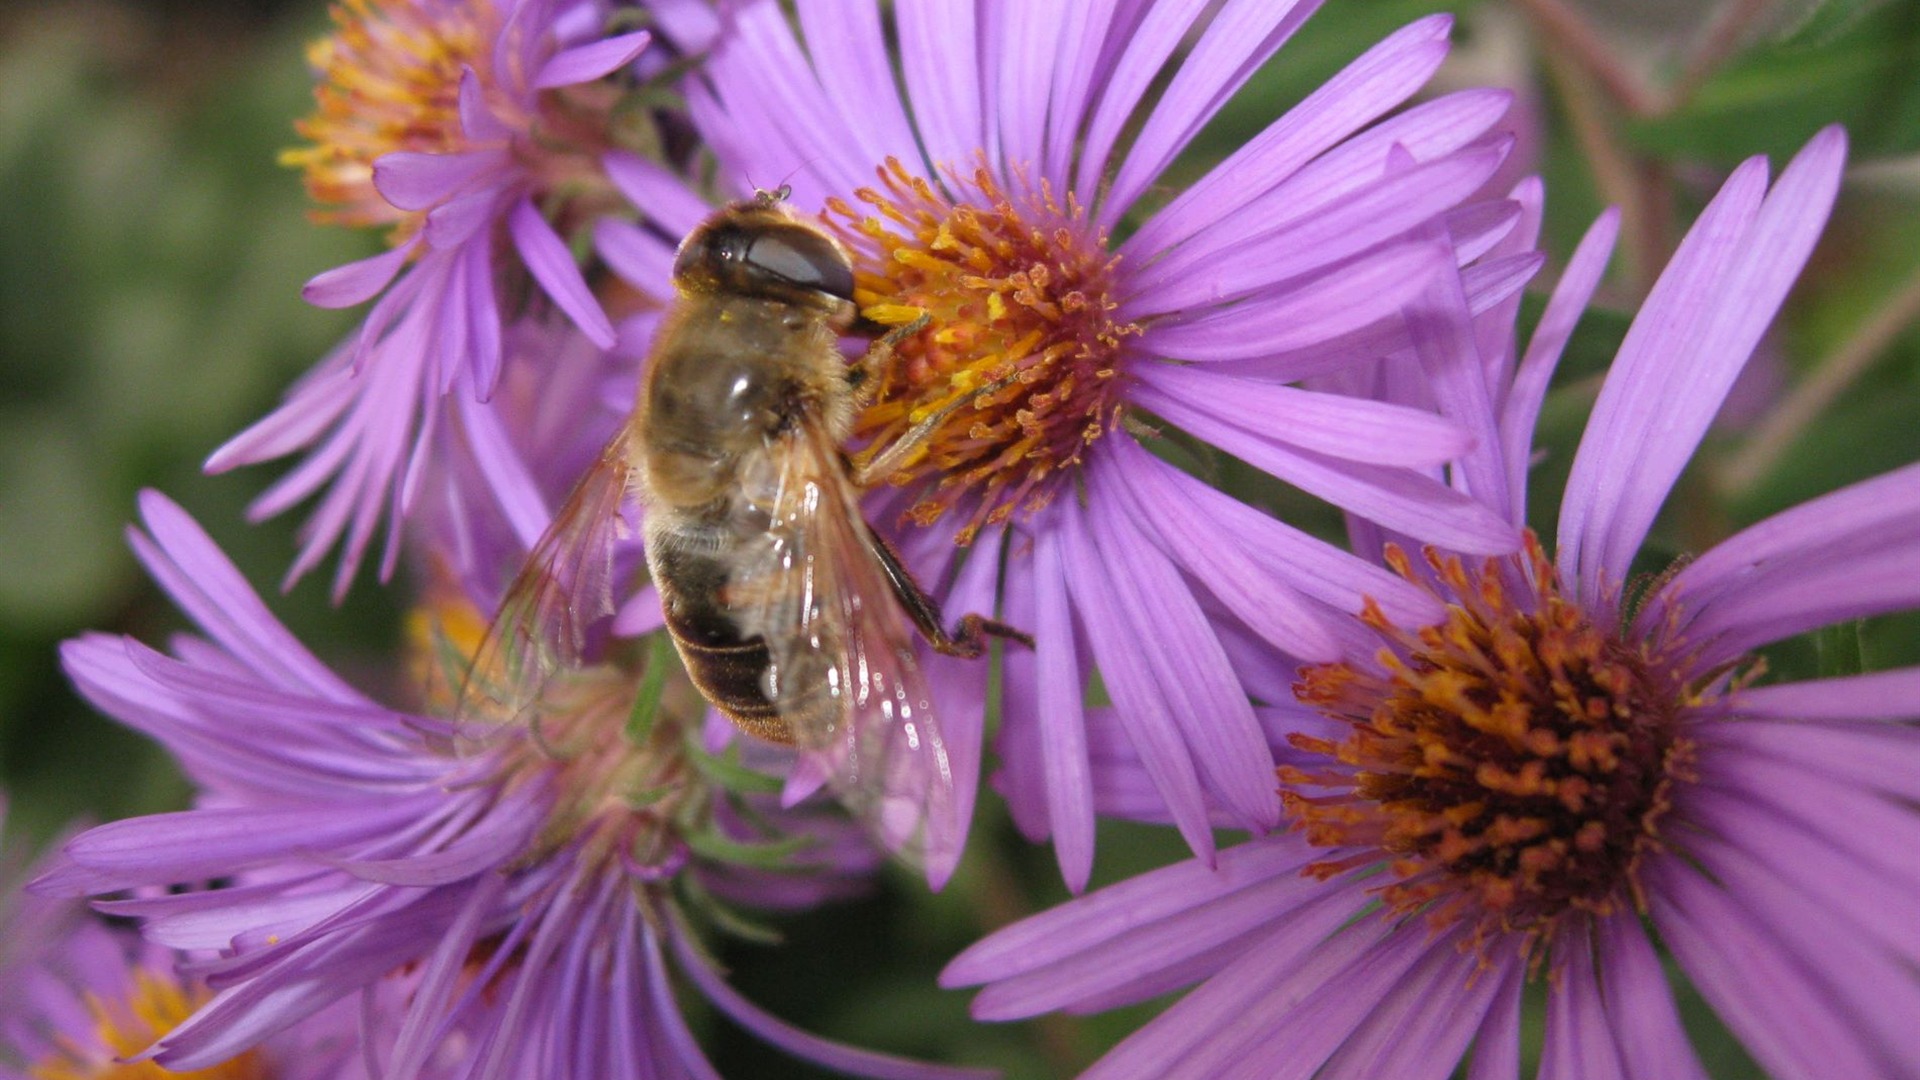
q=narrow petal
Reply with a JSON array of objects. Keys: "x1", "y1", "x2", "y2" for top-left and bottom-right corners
[
  {"x1": 1140, "y1": 238, "x2": 1446, "y2": 360},
  {"x1": 1061, "y1": 505, "x2": 1212, "y2": 859},
  {"x1": 942, "y1": 837, "x2": 1313, "y2": 988},
  {"x1": 1138, "y1": 365, "x2": 1472, "y2": 467},
  {"x1": 1105, "y1": 436, "x2": 1341, "y2": 662},
  {"x1": 301, "y1": 244, "x2": 416, "y2": 309},
  {"x1": 1464, "y1": 962, "x2": 1524, "y2": 1080},
  {"x1": 1082, "y1": 493, "x2": 1280, "y2": 833},
  {"x1": 1650, "y1": 858, "x2": 1894, "y2": 1079},
  {"x1": 1539, "y1": 930, "x2": 1627, "y2": 1080},
  {"x1": 1102, "y1": 0, "x2": 1320, "y2": 221},
  {"x1": 372, "y1": 149, "x2": 505, "y2": 212},
  {"x1": 1133, "y1": 378, "x2": 1520, "y2": 555},
  {"x1": 1123, "y1": 16, "x2": 1464, "y2": 259},
  {"x1": 601, "y1": 151, "x2": 715, "y2": 238},
  {"x1": 508, "y1": 196, "x2": 616, "y2": 347},
  {"x1": 1500, "y1": 208, "x2": 1619, "y2": 526},
  {"x1": 894, "y1": 0, "x2": 986, "y2": 173},
  {"x1": 669, "y1": 927, "x2": 995, "y2": 1080},
  {"x1": 795, "y1": 0, "x2": 920, "y2": 174},
  {"x1": 1404, "y1": 252, "x2": 1509, "y2": 518},
  {"x1": 1734, "y1": 667, "x2": 1920, "y2": 720},
  {"x1": 1129, "y1": 146, "x2": 1507, "y2": 317},
  {"x1": 1594, "y1": 912, "x2": 1709, "y2": 1080},
  {"x1": 1560, "y1": 127, "x2": 1846, "y2": 612},
  {"x1": 1072, "y1": 0, "x2": 1212, "y2": 201},
  {"x1": 1650, "y1": 458, "x2": 1920, "y2": 658},
  {"x1": 531, "y1": 30, "x2": 651, "y2": 89}
]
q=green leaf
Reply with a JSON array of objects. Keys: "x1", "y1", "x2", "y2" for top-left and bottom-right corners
[
  {"x1": 625, "y1": 633, "x2": 677, "y2": 744},
  {"x1": 684, "y1": 738, "x2": 786, "y2": 795},
  {"x1": 682, "y1": 826, "x2": 815, "y2": 870},
  {"x1": 1631, "y1": 3, "x2": 1920, "y2": 163},
  {"x1": 1815, "y1": 620, "x2": 1867, "y2": 677}
]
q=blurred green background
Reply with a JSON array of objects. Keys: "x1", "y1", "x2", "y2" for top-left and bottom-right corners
[{"x1": 3, "y1": 0, "x2": 1918, "y2": 1075}]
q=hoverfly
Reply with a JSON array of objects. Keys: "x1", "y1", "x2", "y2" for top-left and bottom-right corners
[{"x1": 460, "y1": 189, "x2": 1027, "y2": 869}]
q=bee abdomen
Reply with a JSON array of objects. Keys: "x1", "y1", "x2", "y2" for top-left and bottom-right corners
[{"x1": 666, "y1": 623, "x2": 841, "y2": 748}]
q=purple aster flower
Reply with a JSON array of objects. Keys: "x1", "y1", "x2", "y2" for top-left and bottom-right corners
[
  {"x1": 679, "y1": 1, "x2": 1538, "y2": 890},
  {"x1": 210, "y1": 0, "x2": 657, "y2": 597},
  {"x1": 41, "y1": 493, "x2": 991, "y2": 1080},
  {"x1": 945, "y1": 127, "x2": 1920, "y2": 1078},
  {"x1": 0, "y1": 801, "x2": 383, "y2": 1080}
]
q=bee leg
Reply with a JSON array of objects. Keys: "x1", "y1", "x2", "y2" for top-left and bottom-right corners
[
  {"x1": 846, "y1": 311, "x2": 931, "y2": 403},
  {"x1": 865, "y1": 526, "x2": 1035, "y2": 655},
  {"x1": 853, "y1": 367, "x2": 1022, "y2": 489}
]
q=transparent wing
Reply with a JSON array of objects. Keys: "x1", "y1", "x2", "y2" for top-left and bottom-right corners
[
  {"x1": 731, "y1": 421, "x2": 960, "y2": 871},
  {"x1": 455, "y1": 422, "x2": 640, "y2": 730}
]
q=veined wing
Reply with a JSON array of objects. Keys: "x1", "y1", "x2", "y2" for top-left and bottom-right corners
[
  {"x1": 455, "y1": 422, "x2": 640, "y2": 730},
  {"x1": 728, "y1": 420, "x2": 961, "y2": 872}
]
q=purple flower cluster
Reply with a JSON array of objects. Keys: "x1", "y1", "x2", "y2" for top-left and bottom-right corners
[{"x1": 18, "y1": 0, "x2": 1920, "y2": 1077}]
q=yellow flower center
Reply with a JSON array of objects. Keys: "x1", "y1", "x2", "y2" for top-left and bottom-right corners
[
  {"x1": 30, "y1": 968, "x2": 267, "y2": 1080},
  {"x1": 827, "y1": 159, "x2": 1141, "y2": 544},
  {"x1": 1282, "y1": 536, "x2": 1700, "y2": 960},
  {"x1": 282, "y1": 0, "x2": 496, "y2": 233}
]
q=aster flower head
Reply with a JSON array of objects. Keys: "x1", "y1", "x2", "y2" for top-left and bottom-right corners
[
  {"x1": 0, "y1": 800, "x2": 378, "y2": 1080},
  {"x1": 946, "y1": 127, "x2": 1920, "y2": 1078},
  {"x1": 681, "y1": 0, "x2": 1540, "y2": 891},
  {"x1": 41, "y1": 493, "x2": 988, "y2": 1080},
  {"x1": 210, "y1": 0, "x2": 660, "y2": 597}
]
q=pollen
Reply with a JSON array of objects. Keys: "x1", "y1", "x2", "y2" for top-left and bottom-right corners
[
  {"x1": 826, "y1": 159, "x2": 1142, "y2": 544},
  {"x1": 30, "y1": 968, "x2": 267, "y2": 1080},
  {"x1": 282, "y1": 0, "x2": 495, "y2": 232},
  {"x1": 1282, "y1": 535, "x2": 1701, "y2": 961}
]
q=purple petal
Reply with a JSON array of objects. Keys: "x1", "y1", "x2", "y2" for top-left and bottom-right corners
[
  {"x1": 1127, "y1": 146, "x2": 1507, "y2": 318},
  {"x1": 1071, "y1": 0, "x2": 1212, "y2": 201},
  {"x1": 669, "y1": 926, "x2": 995, "y2": 1080},
  {"x1": 601, "y1": 151, "x2": 714, "y2": 238},
  {"x1": 1058, "y1": 499, "x2": 1214, "y2": 860},
  {"x1": 301, "y1": 243, "x2": 416, "y2": 309},
  {"x1": 1124, "y1": 16, "x2": 1464, "y2": 259},
  {"x1": 1132, "y1": 377, "x2": 1521, "y2": 554},
  {"x1": 1734, "y1": 667, "x2": 1920, "y2": 720},
  {"x1": 1203, "y1": 247, "x2": 1540, "y2": 384},
  {"x1": 1594, "y1": 911, "x2": 1709, "y2": 1080},
  {"x1": 1500, "y1": 208, "x2": 1619, "y2": 526},
  {"x1": 1560, "y1": 127, "x2": 1846, "y2": 614},
  {"x1": 1317, "y1": 923, "x2": 1505, "y2": 1080},
  {"x1": 1138, "y1": 364, "x2": 1472, "y2": 468},
  {"x1": 127, "y1": 492, "x2": 362, "y2": 701},
  {"x1": 1041, "y1": 2, "x2": 1123, "y2": 182},
  {"x1": 1082, "y1": 490, "x2": 1280, "y2": 832},
  {"x1": 508, "y1": 196, "x2": 616, "y2": 347},
  {"x1": 1102, "y1": 0, "x2": 1320, "y2": 222},
  {"x1": 458, "y1": 66, "x2": 511, "y2": 143},
  {"x1": 1141, "y1": 238, "x2": 1447, "y2": 360},
  {"x1": 1539, "y1": 930, "x2": 1627, "y2": 1080},
  {"x1": 1006, "y1": 529, "x2": 1096, "y2": 892},
  {"x1": 595, "y1": 218, "x2": 677, "y2": 297},
  {"x1": 895, "y1": 0, "x2": 987, "y2": 173},
  {"x1": 794, "y1": 1, "x2": 921, "y2": 177},
  {"x1": 1650, "y1": 459, "x2": 1920, "y2": 663},
  {"x1": 1405, "y1": 250, "x2": 1509, "y2": 521},
  {"x1": 1464, "y1": 962, "x2": 1524, "y2": 1080},
  {"x1": 942, "y1": 836, "x2": 1314, "y2": 988},
  {"x1": 372, "y1": 149, "x2": 506, "y2": 212},
  {"x1": 531, "y1": 30, "x2": 651, "y2": 89},
  {"x1": 1104, "y1": 435, "x2": 1341, "y2": 662}
]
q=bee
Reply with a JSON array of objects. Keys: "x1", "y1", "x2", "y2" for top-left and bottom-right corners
[{"x1": 462, "y1": 189, "x2": 1027, "y2": 865}]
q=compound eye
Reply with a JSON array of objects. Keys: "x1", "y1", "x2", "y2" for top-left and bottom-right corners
[{"x1": 743, "y1": 227, "x2": 855, "y2": 302}]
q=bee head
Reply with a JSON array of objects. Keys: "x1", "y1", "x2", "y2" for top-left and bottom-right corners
[{"x1": 673, "y1": 194, "x2": 856, "y2": 312}]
